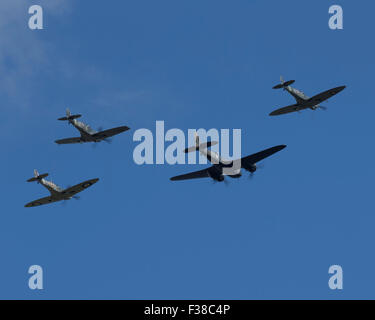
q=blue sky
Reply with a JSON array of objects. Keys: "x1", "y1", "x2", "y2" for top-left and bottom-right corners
[{"x1": 1, "y1": 0, "x2": 374, "y2": 299}]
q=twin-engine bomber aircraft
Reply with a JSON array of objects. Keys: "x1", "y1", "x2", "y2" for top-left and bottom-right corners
[
  {"x1": 269, "y1": 76, "x2": 346, "y2": 116},
  {"x1": 55, "y1": 109, "x2": 130, "y2": 144},
  {"x1": 25, "y1": 170, "x2": 99, "y2": 207},
  {"x1": 170, "y1": 135, "x2": 286, "y2": 182}
]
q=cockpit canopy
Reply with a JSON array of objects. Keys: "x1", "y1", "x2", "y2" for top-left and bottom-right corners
[
  {"x1": 76, "y1": 120, "x2": 97, "y2": 135},
  {"x1": 294, "y1": 88, "x2": 308, "y2": 99},
  {"x1": 44, "y1": 180, "x2": 63, "y2": 192}
]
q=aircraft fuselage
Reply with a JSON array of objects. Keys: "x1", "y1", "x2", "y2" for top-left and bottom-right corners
[
  {"x1": 39, "y1": 178, "x2": 65, "y2": 198},
  {"x1": 285, "y1": 85, "x2": 320, "y2": 109},
  {"x1": 198, "y1": 148, "x2": 242, "y2": 178},
  {"x1": 69, "y1": 119, "x2": 100, "y2": 142}
]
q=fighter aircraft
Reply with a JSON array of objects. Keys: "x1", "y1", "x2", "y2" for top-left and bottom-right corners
[
  {"x1": 170, "y1": 135, "x2": 286, "y2": 183},
  {"x1": 269, "y1": 76, "x2": 346, "y2": 116},
  {"x1": 55, "y1": 109, "x2": 130, "y2": 144},
  {"x1": 25, "y1": 169, "x2": 99, "y2": 207}
]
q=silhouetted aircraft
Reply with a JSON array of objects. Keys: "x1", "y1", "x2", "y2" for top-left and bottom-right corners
[
  {"x1": 55, "y1": 109, "x2": 130, "y2": 144},
  {"x1": 25, "y1": 169, "x2": 99, "y2": 207},
  {"x1": 170, "y1": 134, "x2": 286, "y2": 183},
  {"x1": 269, "y1": 76, "x2": 346, "y2": 116}
]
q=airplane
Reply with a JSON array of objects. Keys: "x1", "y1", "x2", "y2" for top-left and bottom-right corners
[
  {"x1": 170, "y1": 134, "x2": 286, "y2": 183},
  {"x1": 55, "y1": 109, "x2": 130, "y2": 144},
  {"x1": 269, "y1": 76, "x2": 346, "y2": 116},
  {"x1": 25, "y1": 169, "x2": 99, "y2": 207}
]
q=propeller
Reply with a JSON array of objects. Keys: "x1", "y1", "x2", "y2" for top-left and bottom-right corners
[
  {"x1": 211, "y1": 176, "x2": 229, "y2": 185},
  {"x1": 311, "y1": 106, "x2": 327, "y2": 120},
  {"x1": 257, "y1": 163, "x2": 265, "y2": 170},
  {"x1": 248, "y1": 163, "x2": 265, "y2": 179},
  {"x1": 61, "y1": 197, "x2": 80, "y2": 206}
]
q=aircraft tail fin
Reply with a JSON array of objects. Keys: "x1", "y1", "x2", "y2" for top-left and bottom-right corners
[
  {"x1": 184, "y1": 133, "x2": 219, "y2": 153},
  {"x1": 272, "y1": 76, "x2": 295, "y2": 89},
  {"x1": 58, "y1": 108, "x2": 82, "y2": 121},
  {"x1": 195, "y1": 132, "x2": 200, "y2": 148},
  {"x1": 27, "y1": 169, "x2": 49, "y2": 182}
]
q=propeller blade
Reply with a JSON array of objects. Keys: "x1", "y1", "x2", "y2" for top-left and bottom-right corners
[{"x1": 257, "y1": 163, "x2": 265, "y2": 169}]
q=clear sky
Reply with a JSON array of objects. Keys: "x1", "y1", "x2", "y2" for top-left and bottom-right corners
[{"x1": 1, "y1": 0, "x2": 374, "y2": 299}]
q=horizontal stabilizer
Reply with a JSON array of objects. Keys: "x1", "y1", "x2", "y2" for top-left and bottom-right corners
[
  {"x1": 27, "y1": 173, "x2": 48, "y2": 182},
  {"x1": 184, "y1": 141, "x2": 218, "y2": 153},
  {"x1": 273, "y1": 80, "x2": 295, "y2": 89},
  {"x1": 58, "y1": 114, "x2": 82, "y2": 121}
]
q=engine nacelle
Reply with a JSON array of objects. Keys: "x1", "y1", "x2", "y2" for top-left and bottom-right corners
[
  {"x1": 243, "y1": 163, "x2": 256, "y2": 173},
  {"x1": 229, "y1": 173, "x2": 242, "y2": 179},
  {"x1": 216, "y1": 175, "x2": 224, "y2": 182},
  {"x1": 208, "y1": 169, "x2": 225, "y2": 182}
]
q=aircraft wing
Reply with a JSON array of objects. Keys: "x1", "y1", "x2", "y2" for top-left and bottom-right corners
[
  {"x1": 60, "y1": 178, "x2": 99, "y2": 197},
  {"x1": 55, "y1": 137, "x2": 82, "y2": 144},
  {"x1": 170, "y1": 168, "x2": 210, "y2": 181},
  {"x1": 92, "y1": 126, "x2": 130, "y2": 140},
  {"x1": 241, "y1": 145, "x2": 286, "y2": 166},
  {"x1": 307, "y1": 86, "x2": 346, "y2": 105},
  {"x1": 25, "y1": 196, "x2": 61, "y2": 208},
  {"x1": 269, "y1": 104, "x2": 306, "y2": 116}
]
